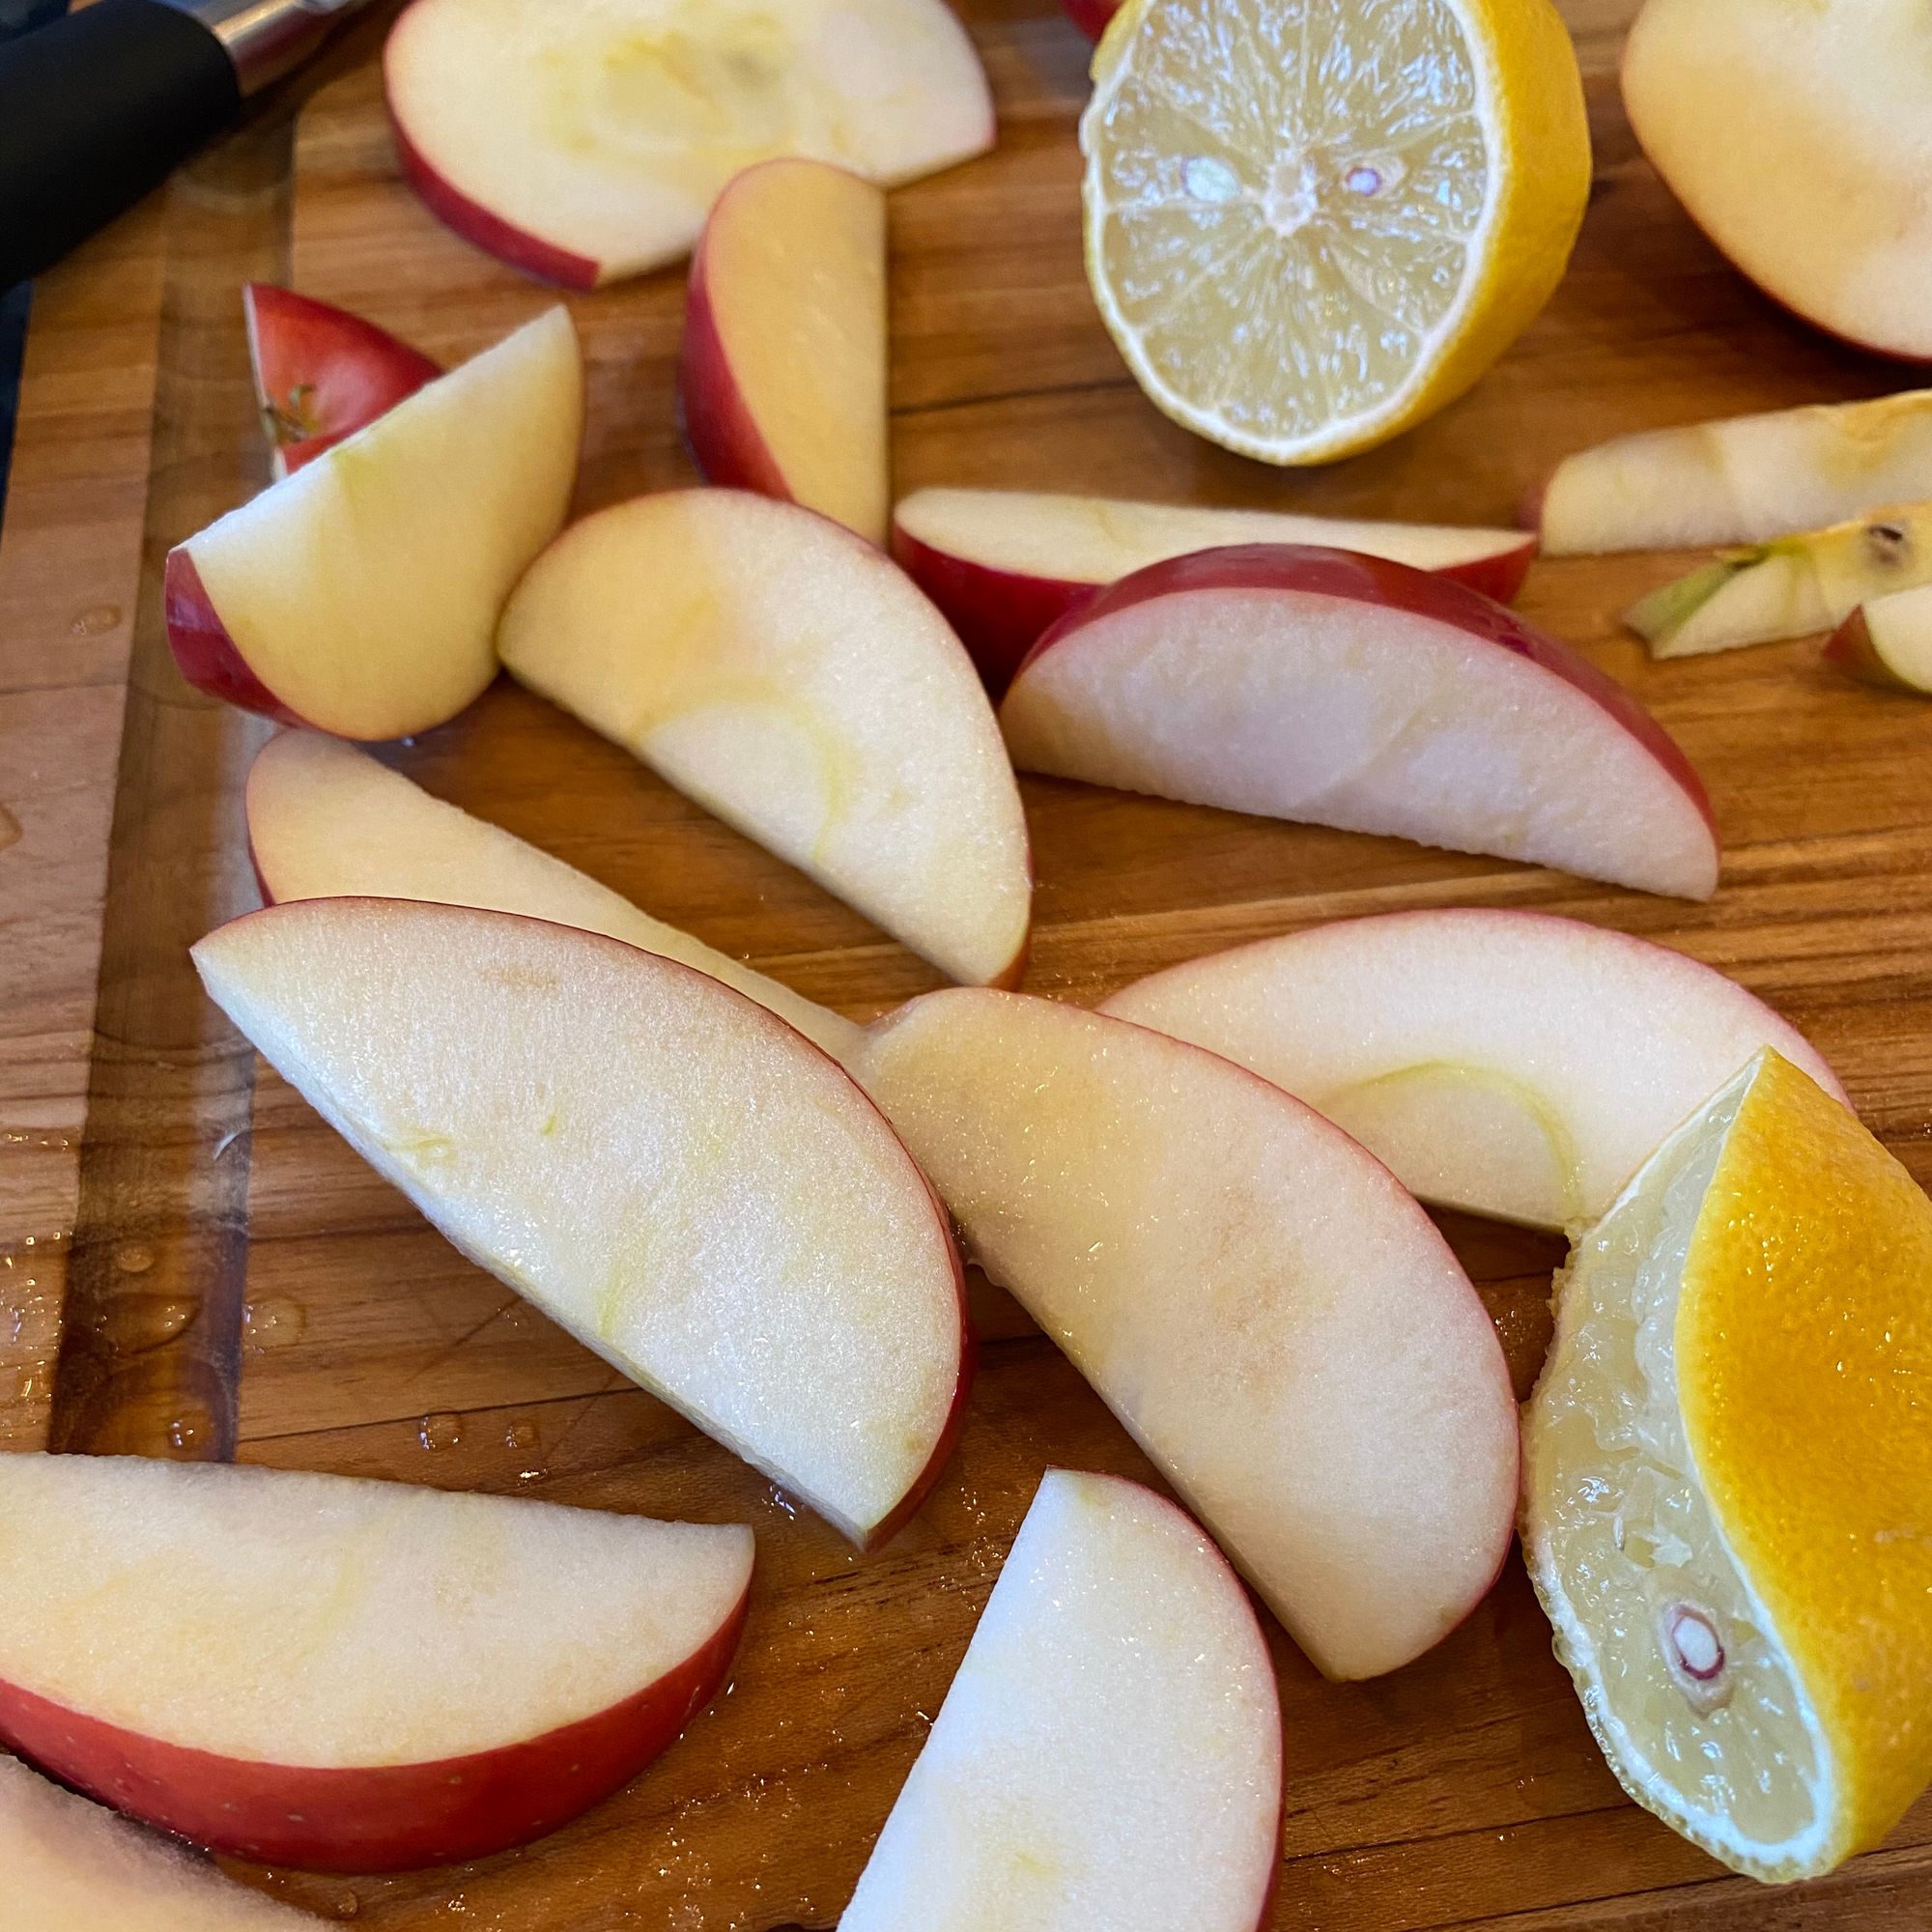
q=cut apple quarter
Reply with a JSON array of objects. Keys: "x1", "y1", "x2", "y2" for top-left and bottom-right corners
[
  {"x1": 499, "y1": 489, "x2": 1031, "y2": 986},
  {"x1": 1825, "y1": 582, "x2": 1932, "y2": 696},
  {"x1": 244, "y1": 284, "x2": 439, "y2": 481},
  {"x1": 3, "y1": 1754, "x2": 327, "y2": 1930},
  {"x1": 893, "y1": 486, "x2": 1539, "y2": 694},
  {"x1": 1623, "y1": 0, "x2": 1932, "y2": 363},
  {"x1": 1000, "y1": 544, "x2": 1719, "y2": 901},
  {"x1": 681, "y1": 159, "x2": 888, "y2": 544},
  {"x1": 1627, "y1": 504, "x2": 1932, "y2": 659},
  {"x1": 384, "y1": 0, "x2": 994, "y2": 288},
  {"x1": 852, "y1": 989, "x2": 1519, "y2": 1680},
  {"x1": 245, "y1": 731, "x2": 863, "y2": 1064},
  {"x1": 0, "y1": 1453, "x2": 752, "y2": 1871},
  {"x1": 840, "y1": 1470, "x2": 1282, "y2": 1932},
  {"x1": 168, "y1": 306, "x2": 582, "y2": 741},
  {"x1": 1535, "y1": 390, "x2": 1932, "y2": 555},
  {"x1": 193, "y1": 898, "x2": 968, "y2": 1548},
  {"x1": 1102, "y1": 909, "x2": 1843, "y2": 1232}
]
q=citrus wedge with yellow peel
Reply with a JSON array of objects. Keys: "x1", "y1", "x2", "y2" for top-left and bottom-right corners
[
  {"x1": 1080, "y1": 0, "x2": 1591, "y2": 465},
  {"x1": 1524, "y1": 1048, "x2": 1932, "y2": 1881}
]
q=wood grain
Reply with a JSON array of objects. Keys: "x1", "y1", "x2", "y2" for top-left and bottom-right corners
[{"x1": 6, "y1": 0, "x2": 1932, "y2": 1923}]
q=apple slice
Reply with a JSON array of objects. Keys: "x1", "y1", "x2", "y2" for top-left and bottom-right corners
[
  {"x1": 168, "y1": 306, "x2": 582, "y2": 740},
  {"x1": 1534, "y1": 391, "x2": 1932, "y2": 555},
  {"x1": 1824, "y1": 582, "x2": 1932, "y2": 696},
  {"x1": 0, "y1": 1453, "x2": 751, "y2": 1871},
  {"x1": 384, "y1": 0, "x2": 994, "y2": 288},
  {"x1": 193, "y1": 898, "x2": 968, "y2": 1548},
  {"x1": 1623, "y1": 0, "x2": 1932, "y2": 362},
  {"x1": 840, "y1": 1470, "x2": 1282, "y2": 1932},
  {"x1": 1102, "y1": 909, "x2": 1843, "y2": 1231},
  {"x1": 1626, "y1": 504, "x2": 1932, "y2": 659},
  {"x1": 244, "y1": 284, "x2": 439, "y2": 481},
  {"x1": 3, "y1": 1754, "x2": 326, "y2": 1929},
  {"x1": 894, "y1": 487, "x2": 1540, "y2": 694},
  {"x1": 498, "y1": 489, "x2": 1031, "y2": 986},
  {"x1": 245, "y1": 731, "x2": 865, "y2": 1064},
  {"x1": 1000, "y1": 544, "x2": 1719, "y2": 901},
  {"x1": 852, "y1": 989, "x2": 1518, "y2": 1680},
  {"x1": 681, "y1": 160, "x2": 888, "y2": 544}
]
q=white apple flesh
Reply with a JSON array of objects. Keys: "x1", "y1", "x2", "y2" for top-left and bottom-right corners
[
  {"x1": 1102, "y1": 909, "x2": 1843, "y2": 1231},
  {"x1": 1535, "y1": 390, "x2": 1932, "y2": 555},
  {"x1": 168, "y1": 306, "x2": 582, "y2": 740},
  {"x1": 245, "y1": 731, "x2": 863, "y2": 1064},
  {"x1": 192, "y1": 899, "x2": 970, "y2": 1548},
  {"x1": 893, "y1": 485, "x2": 1539, "y2": 693},
  {"x1": 3, "y1": 1754, "x2": 325, "y2": 1930},
  {"x1": 1622, "y1": 0, "x2": 1932, "y2": 362},
  {"x1": 1627, "y1": 504, "x2": 1932, "y2": 658},
  {"x1": 840, "y1": 1470, "x2": 1282, "y2": 1932},
  {"x1": 0, "y1": 1454, "x2": 751, "y2": 1871},
  {"x1": 681, "y1": 159, "x2": 888, "y2": 544},
  {"x1": 243, "y1": 284, "x2": 439, "y2": 481},
  {"x1": 852, "y1": 989, "x2": 1519, "y2": 1680},
  {"x1": 384, "y1": 0, "x2": 994, "y2": 287},
  {"x1": 1000, "y1": 544, "x2": 1719, "y2": 900},
  {"x1": 498, "y1": 489, "x2": 1031, "y2": 986},
  {"x1": 1825, "y1": 581, "x2": 1932, "y2": 696}
]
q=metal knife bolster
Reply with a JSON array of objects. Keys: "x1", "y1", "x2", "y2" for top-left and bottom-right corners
[{"x1": 161, "y1": 0, "x2": 369, "y2": 94}]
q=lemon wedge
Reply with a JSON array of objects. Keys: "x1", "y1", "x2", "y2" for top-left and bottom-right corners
[
  {"x1": 1080, "y1": 0, "x2": 1590, "y2": 464},
  {"x1": 1524, "y1": 1048, "x2": 1932, "y2": 1880}
]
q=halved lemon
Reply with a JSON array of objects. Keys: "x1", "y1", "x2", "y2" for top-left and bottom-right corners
[
  {"x1": 1523, "y1": 1048, "x2": 1932, "y2": 1880},
  {"x1": 1081, "y1": 0, "x2": 1591, "y2": 464}
]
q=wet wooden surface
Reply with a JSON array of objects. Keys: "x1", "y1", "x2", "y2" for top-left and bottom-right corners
[{"x1": 5, "y1": 0, "x2": 1932, "y2": 1923}]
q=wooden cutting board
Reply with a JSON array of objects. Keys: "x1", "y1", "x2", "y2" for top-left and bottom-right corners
[{"x1": 6, "y1": 0, "x2": 1932, "y2": 1923}]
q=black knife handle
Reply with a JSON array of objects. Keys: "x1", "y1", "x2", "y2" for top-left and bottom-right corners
[{"x1": 0, "y1": 0, "x2": 241, "y2": 292}]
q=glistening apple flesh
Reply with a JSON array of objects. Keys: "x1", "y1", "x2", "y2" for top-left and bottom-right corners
[
  {"x1": 0, "y1": 1454, "x2": 751, "y2": 1871},
  {"x1": 192, "y1": 898, "x2": 970, "y2": 1548}
]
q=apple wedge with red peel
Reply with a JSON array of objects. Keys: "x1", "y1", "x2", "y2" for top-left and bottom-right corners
[
  {"x1": 1623, "y1": 0, "x2": 1932, "y2": 362},
  {"x1": 840, "y1": 1470, "x2": 1282, "y2": 1932},
  {"x1": 244, "y1": 284, "x2": 439, "y2": 481},
  {"x1": 168, "y1": 306, "x2": 582, "y2": 740},
  {"x1": 0, "y1": 1453, "x2": 751, "y2": 1871},
  {"x1": 384, "y1": 0, "x2": 994, "y2": 288},
  {"x1": 1627, "y1": 505, "x2": 1932, "y2": 659},
  {"x1": 1825, "y1": 582, "x2": 1932, "y2": 696},
  {"x1": 3, "y1": 1754, "x2": 327, "y2": 1929},
  {"x1": 1103, "y1": 909, "x2": 1843, "y2": 1232},
  {"x1": 1535, "y1": 391, "x2": 1932, "y2": 555},
  {"x1": 499, "y1": 490, "x2": 1031, "y2": 986},
  {"x1": 193, "y1": 898, "x2": 968, "y2": 1548},
  {"x1": 1059, "y1": 0, "x2": 1122, "y2": 37},
  {"x1": 895, "y1": 487, "x2": 1539, "y2": 694},
  {"x1": 852, "y1": 989, "x2": 1518, "y2": 1680},
  {"x1": 681, "y1": 160, "x2": 888, "y2": 544},
  {"x1": 1000, "y1": 544, "x2": 1719, "y2": 901},
  {"x1": 246, "y1": 731, "x2": 864, "y2": 1063}
]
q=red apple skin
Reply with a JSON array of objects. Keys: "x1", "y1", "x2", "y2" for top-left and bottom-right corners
[
  {"x1": 895, "y1": 526, "x2": 1539, "y2": 698},
  {"x1": 677, "y1": 225, "x2": 793, "y2": 503},
  {"x1": 164, "y1": 549, "x2": 303, "y2": 726},
  {"x1": 1007, "y1": 543, "x2": 1718, "y2": 843},
  {"x1": 1060, "y1": 0, "x2": 1122, "y2": 37},
  {"x1": 0, "y1": 1583, "x2": 748, "y2": 1872},
  {"x1": 1820, "y1": 607, "x2": 1930, "y2": 693},
  {"x1": 385, "y1": 102, "x2": 602, "y2": 292},
  {"x1": 246, "y1": 285, "x2": 440, "y2": 475}
]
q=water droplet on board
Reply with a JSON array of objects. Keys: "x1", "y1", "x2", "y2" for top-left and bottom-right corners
[
  {"x1": 0, "y1": 807, "x2": 18, "y2": 853},
  {"x1": 71, "y1": 603, "x2": 120, "y2": 637},
  {"x1": 243, "y1": 1297, "x2": 306, "y2": 1350},
  {"x1": 168, "y1": 1407, "x2": 212, "y2": 1453},
  {"x1": 419, "y1": 1411, "x2": 463, "y2": 1451},
  {"x1": 115, "y1": 1242, "x2": 156, "y2": 1274},
  {"x1": 117, "y1": 1294, "x2": 197, "y2": 1351}
]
